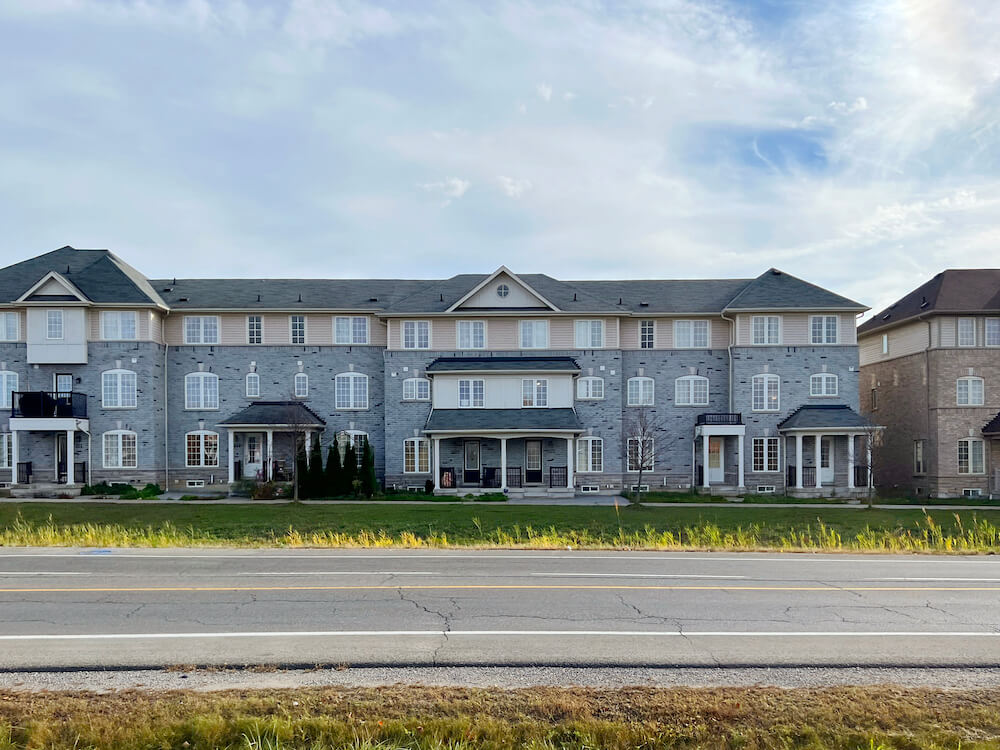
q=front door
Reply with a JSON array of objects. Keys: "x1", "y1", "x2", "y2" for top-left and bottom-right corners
[
  {"x1": 244, "y1": 433, "x2": 263, "y2": 480},
  {"x1": 54, "y1": 373, "x2": 73, "y2": 395},
  {"x1": 55, "y1": 433, "x2": 67, "y2": 484},
  {"x1": 525, "y1": 439, "x2": 543, "y2": 484},
  {"x1": 820, "y1": 437, "x2": 834, "y2": 484},
  {"x1": 708, "y1": 437, "x2": 724, "y2": 483},
  {"x1": 463, "y1": 440, "x2": 481, "y2": 485}
]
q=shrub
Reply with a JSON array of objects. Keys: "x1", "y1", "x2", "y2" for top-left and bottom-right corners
[
  {"x1": 324, "y1": 444, "x2": 343, "y2": 498},
  {"x1": 424, "y1": 479, "x2": 435, "y2": 495},
  {"x1": 360, "y1": 437, "x2": 377, "y2": 497}
]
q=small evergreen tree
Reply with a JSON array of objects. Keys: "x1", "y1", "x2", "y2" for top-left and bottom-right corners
[
  {"x1": 308, "y1": 438, "x2": 324, "y2": 498},
  {"x1": 325, "y1": 444, "x2": 342, "y2": 497},
  {"x1": 342, "y1": 442, "x2": 359, "y2": 496},
  {"x1": 295, "y1": 448, "x2": 309, "y2": 499},
  {"x1": 360, "y1": 436, "x2": 377, "y2": 497}
]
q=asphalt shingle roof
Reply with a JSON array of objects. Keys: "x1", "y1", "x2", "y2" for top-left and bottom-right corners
[
  {"x1": 983, "y1": 412, "x2": 1000, "y2": 436},
  {"x1": 724, "y1": 269, "x2": 867, "y2": 312},
  {"x1": 424, "y1": 408, "x2": 583, "y2": 432},
  {"x1": 218, "y1": 401, "x2": 326, "y2": 427},
  {"x1": 777, "y1": 404, "x2": 873, "y2": 431},
  {"x1": 425, "y1": 356, "x2": 580, "y2": 373},
  {"x1": 151, "y1": 278, "x2": 431, "y2": 310}
]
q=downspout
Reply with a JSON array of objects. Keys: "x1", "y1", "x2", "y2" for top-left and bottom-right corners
[
  {"x1": 720, "y1": 311, "x2": 736, "y2": 412},
  {"x1": 163, "y1": 310, "x2": 169, "y2": 491}
]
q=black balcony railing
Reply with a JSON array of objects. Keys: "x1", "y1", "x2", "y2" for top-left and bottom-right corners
[
  {"x1": 506, "y1": 467, "x2": 523, "y2": 488},
  {"x1": 854, "y1": 465, "x2": 870, "y2": 488},
  {"x1": 696, "y1": 413, "x2": 743, "y2": 426},
  {"x1": 549, "y1": 466, "x2": 568, "y2": 488},
  {"x1": 786, "y1": 465, "x2": 817, "y2": 487},
  {"x1": 12, "y1": 391, "x2": 87, "y2": 419}
]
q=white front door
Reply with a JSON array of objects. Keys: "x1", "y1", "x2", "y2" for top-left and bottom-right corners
[
  {"x1": 244, "y1": 433, "x2": 263, "y2": 479},
  {"x1": 708, "y1": 437, "x2": 724, "y2": 483},
  {"x1": 820, "y1": 437, "x2": 834, "y2": 484}
]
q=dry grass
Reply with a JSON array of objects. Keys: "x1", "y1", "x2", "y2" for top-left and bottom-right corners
[{"x1": 1, "y1": 685, "x2": 999, "y2": 748}]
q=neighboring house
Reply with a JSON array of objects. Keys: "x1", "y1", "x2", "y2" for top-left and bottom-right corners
[
  {"x1": 858, "y1": 269, "x2": 1000, "y2": 499},
  {"x1": 0, "y1": 246, "x2": 871, "y2": 497}
]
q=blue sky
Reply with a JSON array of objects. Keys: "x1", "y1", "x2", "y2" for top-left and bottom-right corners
[{"x1": 0, "y1": 0, "x2": 997, "y2": 318}]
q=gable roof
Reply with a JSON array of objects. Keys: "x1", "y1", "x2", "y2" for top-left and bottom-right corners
[
  {"x1": 218, "y1": 401, "x2": 326, "y2": 427},
  {"x1": 424, "y1": 407, "x2": 583, "y2": 433},
  {"x1": 724, "y1": 269, "x2": 867, "y2": 313},
  {"x1": 984, "y1": 411, "x2": 1000, "y2": 436},
  {"x1": 858, "y1": 269, "x2": 1000, "y2": 336},
  {"x1": 425, "y1": 356, "x2": 580, "y2": 373},
  {"x1": 16, "y1": 271, "x2": 89, "y2": 303},
  {"x1": 777, "y1": 404, "x2": 873, "y2": 431},
  {"x1": 446, "y1": 266, "x2": 558, "y2": 311},
  {"x1": 571, "y1": 279, "x2": 752, "y2": 314}
]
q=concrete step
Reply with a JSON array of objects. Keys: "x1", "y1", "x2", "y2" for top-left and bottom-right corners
[{"x1": 11, "y1": 484, "x2": 83, "y2": 498}]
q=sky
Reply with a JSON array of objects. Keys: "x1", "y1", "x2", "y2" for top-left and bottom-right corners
[{"x1": 0, "y1": 0, "x2": 998, "y2": 319}]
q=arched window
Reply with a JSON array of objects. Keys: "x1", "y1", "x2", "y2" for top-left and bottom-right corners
[
  {"x1": 957, "y1": 376, "x2": 984, "y2": 406},
  {"x1": 751, "y1": 374, "x2": 780, "y2": 411},
  {"x1": 627, "y1": 376, "x2": 654, "y2": 406},
  {"x1": 103, "y1": 430, "x2": 137, "y2": 469},
  {"x1": 0, "y1": 371, "x2": 18, "y2": 409},
  {"x1": 576, "y1": 376, "x2": 604, "y2": 400},
  {"x1": 674, "y1": 375, "x2": 709, "y2": 406},
  {"x1": 335, "y1": 372, "x2": 368, "y2": 409},
  {"x1": 102, "y1": 369, "x2": 137, "y2": 408},
  {"x1": 245, "y1": 372, "x2": 260, "y2": 398},
  {"x1": 809, "y1": 373, "x2": 838, "y2": 397},
  {"x1": 294, "y1": 372, "x2": 309, "y2": 398},
  {"x1": 185, "y1": 372, "x2": 219, "y2": 410},
  {"x1": 404, "y1": 437, "x2": 430, "y2": 473},
  {"x1": 403, "y1": 377, "x2": 430, "y2": 401},
  {"x1": 186, "y1": 430, "x2": 219, "y2": 467},
  {"x1": 576, "y1": 437, "x2": 603, "y2": 472}
]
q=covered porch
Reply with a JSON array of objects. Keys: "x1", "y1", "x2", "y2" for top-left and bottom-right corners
[
  {"x1": 8, "y1": 393, "x2": 91, "y2": 488},
  {"x1": 694, "y1": 413, "x2": 746, "y2": 493},
  {"x1": 218, "y1": 401, "x2": 326, "y2": 484}
]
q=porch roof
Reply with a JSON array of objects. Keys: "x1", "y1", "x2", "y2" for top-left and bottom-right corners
[
  {"x1": 424, "y1": 408, "x2": 583, "y2": 434},
  {"x1": 425, "y1": 356, "x2": 580, "y2": 373},
  {"x1": 777, "y1": 404, "x2": 873, "y2": 432},
  {"x1": 218, "y1": 401, "x2": 326, "y2": 428},
  {"x1": 984, "y1": 411, "x2": 1000, "y2": 435}
]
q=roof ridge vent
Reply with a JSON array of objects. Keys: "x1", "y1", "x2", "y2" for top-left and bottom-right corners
[
  {"x1": 771, "y1": 268, "x2": 782, "y2": 275},
  {"x1": 919, "y1": 296, "x2": 929, "y2": 308},
  {"x1": 297, "y1": 294, "x2": 302, "y2": 302}
]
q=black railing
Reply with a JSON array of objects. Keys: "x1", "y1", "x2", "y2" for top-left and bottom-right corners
[
  {"x1": 506, "y1": 466, "x2": 523, "y2": 488},
  {"x1": 16, "y1": 461, "x2": 31, "y2": 484},
  {"x1": 549, "y1": 466, "x2": 568, "y2": 488},
  {"x1": 233, "y1": 460, "x2": 242, "y2": 481},
  {"x1": 696, "y1": 413, "x2": 742, "y2": 426},
  {"x1": 854, "y1": 465, "x2": 870, "y2": 488},
  {"x1": 481, "y1": 467, "x2": 502, "y2": 488},
  {"x1": 12, "y1": 391, "x2": 87, "y2": 419},
  {"x1": 787, "y1": 466, "x2": 817, "y2": 487}
]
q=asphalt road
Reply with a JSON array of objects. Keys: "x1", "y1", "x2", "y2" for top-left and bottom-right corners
[{"x1": 0, "y1": 548, "x2": 999, "y2": 670}]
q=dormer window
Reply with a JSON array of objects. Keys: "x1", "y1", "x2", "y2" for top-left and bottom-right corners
[{"x1": 497, "y1": 284, "x2": 510, "y2": 298}]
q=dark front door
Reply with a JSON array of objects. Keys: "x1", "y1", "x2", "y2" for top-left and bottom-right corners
[
  {"x1": 463, "y1": 440, "x2": 480, "y2": 485},
  {"x1": 56, "y1": 433, "x2": 67, "y2": 484},
  {"x1": 525, "y1": 439, "x2": 543, "y2": 484},
  {"x1": 55, "y1": 373, "x2": 73, "y2": 396}
]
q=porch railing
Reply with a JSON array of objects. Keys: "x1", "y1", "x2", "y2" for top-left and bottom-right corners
[
  {"x1": 549, "y1": 466, "x2": 568, "y2": 488},
  {"x1": 854, "y1": 465, "x2": 870, "y2": 488},
  {"x1": 506, "y1": 467, "x2": 522, "y2": 488},
  {"x1": 481, "y1": 467, "x2": 502, "y2": 488},
  {"x1": 786, "y1": 466, "x2": 817, "y2": 487},
  {"x1": 696, "y1": 413, "x2": 743, "y2": 426},
  {"x1": 16, "y1": 461, "x2": 31, "y2": 484},
  {"x1": 12, "y1": 391, "x2": 88, "y2": 419}
]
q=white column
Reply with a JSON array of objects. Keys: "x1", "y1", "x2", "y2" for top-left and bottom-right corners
[
  {"x1": 305, "y1": 430, "x2": 312, "y2": 467},
  {"x1": 10, "y1": 431, "x2": 18, "y2": 483},
  {"x1": 228, "y1": 430, "x2": 236, "y2": 483},
  {"x1": 847, "y1": 434, "x2": 855, "y2": 489},
  {"x1": 432, "y1": 437, "x2": 441, "y2": 491},
  {"x1": 66, "y1": 430, "x2": 75, "y2": 485},
  {"x1": 815, "y1": 433, "x2": 822, "y2": 487},
  {"x1": 702, "y1": 435, "x2": 710, "y2": 488},
  {"x1": 266, "y1": 429, "x2": 274, "y2": 482},
  {"x1": 566, "y1": 436, "x2": 574, "y2": 489},
  {"x1": 737, "y1": 433, "x2": 745, "y2": 489},
  {"x1": 795, "y1": 433, "x2": 803, "y2": 489},
  {"x1": 500, "y1": 438, "x2": 508, "y2": 491},
  {"x1": 866, "y1": 437, "x2": 873, "y2": 488}
]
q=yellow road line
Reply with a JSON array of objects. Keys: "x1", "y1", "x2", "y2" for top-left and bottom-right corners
[{"x1": 0, "y1": 584, "x2": 999, "y2": 593}]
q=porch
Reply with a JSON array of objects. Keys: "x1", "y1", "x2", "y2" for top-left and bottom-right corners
[
  {"x1": 694, "y1": 413, "x2": 746, "y2": 493},
  {"x1": 218, "y1": 401, "x2": 326, "y2": 484},
  {"x1": 8, "y1": 391, "x2": 91, "y2": 488}
]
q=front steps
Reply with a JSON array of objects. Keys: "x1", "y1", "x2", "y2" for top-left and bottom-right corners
[{"x1": 10, "y1": 483, "x2": 84, "y2": 498}]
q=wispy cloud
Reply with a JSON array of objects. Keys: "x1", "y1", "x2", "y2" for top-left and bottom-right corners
[
  {"x1": 419, "y1": 177, "x2": 471, "y2": 207},
  {"x1": 497, "y1": 176, "x2": 532, "y2": 198}
]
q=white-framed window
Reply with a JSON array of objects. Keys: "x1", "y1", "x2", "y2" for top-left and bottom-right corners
[
  {"x1": 402, "y1": 377, "x2": 430, "y2": 401},
  {"x1": 100, "y1": 311, "x2": 137, "y2": 341},
  {"x1": 0, "y1": 433, "x2": 12, "y2": 469},
  {"x1": 290, "y1": 315, "x2": 306, "y2": 345},
  {"x1": 810, "y1": 315, "x2": 838, "y2": 344},
  {"x1": 574, "y1": 320, "x2": 604, "y2": 348},
  {"x1": 640, "y1": 320, "x2": 655, "y2": 349},
  {"x1": 521, "y1": 378, "x2": 548, "y2": 407},
  {"x1": 335, "y1": 430, "x2": 367, "y2": 468},
  {"x1": 247, "y1": 315, "x2": 262, "y2": 345},
  {"x1": 577, "y1": 376, "x2": 604, "y2": 400},
  {"x1": 101, "y1": 369, "x2": 138, "y2": 409},
  {"x1": 519, "y1": 320, "x2": 549, "y2": 349},
  {"x1": 752, "y1": 374, "x2": 780, "y2": 411},
  {"x1": 627, "y1": 437, "x2": 654, "y2": 472},
  {"x1": 245, "y1": 372, "x2": 260, "y2": 398},
  {"x1": 103, "y1": 430, "x2": 137, "y2": 469},
  {"x1": 456, "y1": 320, "x2": 486, "y2": 349},
  {"x1": 752, "y1": 437, "x2": 780, "y2": 473},
  {"x1": 184, "y1": 316, "x2": 219, "y2": 345},
  {"x1": 958, "y1": 437, "x2": 985, "y2": 474},
  {"x1": 0, "y1": 312, "x2": 18, "y2": 342},
  {"x1": 0, "y1": 371, "x2": 17, "y2": 409},
  {"x1": 184, "y1": 372, "x2": 219, "y2": 410},
  {"x1": 882, "y1": 334, "x2": 889, "y2": 355},
  {"x1": 958, "y1": 317, "x2": 976, "y2": 347},
  {"x1": 404, "y1": 437, "x2": 431, "y2": 473},
  {"x1": 335, "y1": 316, "x2": 369, "y2": 345},
  {"x1": 674, "y1": 320, "x2": 709, "y2": 348},
  {"x1": 914, "y1": 439, "x2": 926, "y2": 475},
  {"x1": 627, "y1": 376, "x2": 654, "y2": 406},
  {"x1": 458, "y1": 378, "x2": 485, "y2": 408},
  {"x1": 46, "y1": 310, "x2": 63, "y2": 340},
  {"x1": 334, "y1": 372, "x2": 368, "y2": 409},
  {"x1": 809, "y1": 373, "x2": 839, "y2": 397},
  {"x1": 186, "y1": 430, "x2": 219, "y2": 467},
  {"x1": 294, "y1": 372, "x2": 309, "y2": 398},
  {"x1": 576, "y1": 437, "x2": 603, "y2": 472},
  {"x1": 956, "y1": 376, "x2": 984, "y2": 406},
  {"x1": 402, "y1": 320, "x2": 430, "y2": 349},
  {"x1": 674, "y1": 375, "x2": 709, "y2": 406},
  {"x1": 987, "y1": 318, "x2": 1000, "y2": 347},
  {"x1": 752, "y1": 315, "x2": 780, "y2": 345}
]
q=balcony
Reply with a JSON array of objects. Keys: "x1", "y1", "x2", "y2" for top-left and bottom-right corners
[
  {"x1": 696, "y1": 413, "x2": 743, "y2": 426},
  {"x1": 12, "y1": 391, "x2": 88, "y2": 419}
]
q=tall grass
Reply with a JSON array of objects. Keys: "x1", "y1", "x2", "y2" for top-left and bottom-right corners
[{"x1": 1, "y1": 511, "x2": 998, "y2": 552}]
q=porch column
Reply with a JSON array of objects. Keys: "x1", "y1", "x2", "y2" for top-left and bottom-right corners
[
  {"x1": 866, "y1": 437, "x2": 873, "y2": 488},
  {"x1": 565, "y1": 437, "x2": 574, "y2": 489},
  {"x1": 227, "y1": 430, "x2": 235, "y2": 483},
  {"x1": 795, "y1": 433, "x2": 803, "y2": 489},
  {"x1": 266, "y1": 429, "x2": 274, "y2": 482},
  {"x1": 305, "y1": 430, "x2": 312, "y2": 467},
  {"x1": 432, "y1": 437, "x2": 441, "y2": 491},
  {"x1": 815, "y1": 434, "x2": 822, "y2": 487},
  {"x1": 847, "y1": 434, "x2": 855, "y2": 489},
  {"x1": 702, "y1": 435, "x2": 710, "y2": 488},
  {"x1": 66, "y1": 431, "x2": 75, "y2": 485},
  {"x1": 500, "y1": 438, "x2": 508, "y2": 491},
  {"x1": 737, "y1": 433, "x2": 745, "y2": 489},
  {"x1": 10, "y1": 430, "x2": 18, "y2": 483}
]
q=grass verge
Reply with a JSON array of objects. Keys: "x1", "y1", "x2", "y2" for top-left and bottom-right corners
[
  {"x1": 1, "y1": 685, "x2": 999, "y2": 749},
  {"x1": 1, "y1": 502, "x2": 999, "y2": 551}
]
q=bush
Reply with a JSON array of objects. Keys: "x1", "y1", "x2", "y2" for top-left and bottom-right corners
[
  {"x1": 424, "y1": 479, "x2": 435, "y2": 495},
  {"x1": 229, "y1": 479, "x2": 257, "y2": 498},
  {"x1": 80, "y1": 482, "x2": 161, "y2": 499},
  {"x1": 251, "y1": 481, "x2": 278, "y2": 500}
]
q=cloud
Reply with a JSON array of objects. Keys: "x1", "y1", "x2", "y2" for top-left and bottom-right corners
[
  {"x1": 536, "y1": 82, "x2": 552, "y2": 101},
  {"x1": 418, "y1": 177, "x2": 471, "y2": 206},
  {"x1": 497, "y1": 176, "x2": 532, "y2": 198},
  {"x1": 828, "y1": 97, "x2": 868, "y2": 115}
]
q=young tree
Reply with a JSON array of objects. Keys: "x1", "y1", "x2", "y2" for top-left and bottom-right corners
[
  {"x1": 295, "y1": 447, "x2": 310, "y2": 499},
  {"x1": 325, "y1": 444, "x2": 342, "y2": 497},
  {"x1": 342, "y1": 439, "x2": 359, "y2": 496},
  {"x1": 860, "y1": 422, "x2": 884, "y2": 508},
  {"x1": 281, "y1": 399, "x2": 319, "y2": 501},
  {"x1": 623, "y1": 407, "x2": 667, "y2": 504},
  {"x1": 360, "y1": 436, "x2": 377, "y2": 497},
  {"x1": 308, "y1": 437, "x2": 325, "y2": 498}
]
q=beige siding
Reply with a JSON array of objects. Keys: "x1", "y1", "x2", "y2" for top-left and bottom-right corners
[
  {"x1": 939, "y1": 316, "x2": 956, "y2": 347},
  {"x1": 370, "y1": 318, "x2": 388, "y2": 347},
  {"x1": 858, "y1": 320, "x2": 929, "y2": 366},
  {"x1": 309, "y1": 315, "x2": 332, "y2": 345},
  {"x1": 620, "y1": 319, "x2": 640, "y2": 349},
  {"x1": 433, "y1": 320, "x2": 455, "y2": 349},
  {"x1": 164, "y1": 314, "x2": 182, "y2": 344},
  {"x1": 262, "y1": 314, "x2": 289, "y2": 345},
  {"x1": 150, "y1": 312, "x2": 164, "y2": 344},
  {"x1": 488, "y1": 319, "x2": 518, "y2": 349},
  {"x1": 712, "y1": 319, "x2": 731, "y2": 349},
  {"x1": 550, "y1": 319, "x2": 573, "y2": 349},
  {"x1": 221, "y1": 314, "x2": 246, "y2": 345},
  {"x1": 387, "y1": 319, "x2": 399, "y2": 349},
  {"x1": 841, "y1": 314, "x2": 858, "y2": 345}
]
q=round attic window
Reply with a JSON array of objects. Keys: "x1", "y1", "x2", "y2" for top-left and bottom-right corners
[{"x1": 496, "y1": 284, "x2": 510, "y2": 298}]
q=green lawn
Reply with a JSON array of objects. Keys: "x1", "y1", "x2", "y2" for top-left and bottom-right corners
[{"x1": 1, "y1": 501, "x2": 999, "y2": 551}]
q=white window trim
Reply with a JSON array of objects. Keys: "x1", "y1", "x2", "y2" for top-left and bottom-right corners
[
  {"x1": 294, "y1": 372, "x2": 309, "y2": 398},
  {"x1": 957, "y1": 317, "x2": 977, "y2": 347},
  {"x1": 751, "y1": 315, "x2": 782, "y2": 346},
  {"x1": 456, "y1": 320, "x2": 487, "y2": 350},
  {"x1": 334, "y1": 316, "x2": 370, "y2": 345},
  {"x1": 403, "y1": 437, "x2": 431, "y2": 474},
  {"x1": 673, "y1": 319, "x2": 710, "y2": 349},
  {"x1": 458, "y1": 378, "x2": 486, "y2": 408},
  {"x1": 986, "y1": 318, "x2": 1000, "y2": 348},
  {"x1": 956, "y1": 376, "x2": 985, "y2": 406},
  {"x1": 574, "y1": 319, "x2": 605, "y2": 349},
  {"x1": 402, "y1": 320, "x2": 432, "y2": 350},
  {"x1": 626, "y1": 437, "x2": 654, "y2": 472},
  {"x1": 752, "y1": 374, "x2": 780, "y2": 412},
  {"x1": 334, "y1": 372, "x2": 369, "y2": 410},
  {"x1": 674, "y1": 375, "x2": 709, "y2": 406},
  {"x1": 639, "y1": 320, "x2": 656, "y2": 349},
  {"x1": 576, "y1": 376, "x2": 605, "y2": 400},
  {"x1": 246, "y1": 315, "x2": 263, "y2": 345},
  {"x1": 101, "y1": 368, "x2": 138, "y2": 409},
  {"x1": 576, "y1": 437, "x2": 604, "y2": 473},
  {"x1": 183, "y1": 315, "x2": 220, "y2": 345},
  {"x1": 809, "y1": 373, "x2": 839, "y2": 397},
  {"x1": 402, "y1": 377, "x2": 431, "y2": 401},
  {"x1": 519, "y1": 320, "x2": 550, "y2": 349},
  {"x1": 914, "y1": 439, "x2": 926, "y2": 475},
  {"x1": 0, "y1": 312, "x2": 19, "y2": 342},
  {"x1": 521, "y1": 378, "x2": 549, "y2": 408},
  {"x1": 186, "y1": 430, "x2": 220, "y2": 468},
  {"x1": 184, "y1": 372, "x2": 220, "y2": 410},
  {"x1": 881, "y1": 334, "x2": 889, "y2": 355},
  {"x1": 102, "y1": 430, "x2": 138, "y2": 469},
  {"x1": 751, "y1": 437, "x2": 781, "y2": 473},
  {"x1": 336, "y1": 430, "x2": 368, "y2": 469},
  {"x1": 245, "y1": 372, "x2": 260, "y2": 398},
  {"x1": 100, "y1": 311, "x2": 138, "y2": 341},
  {"x1": 0, "y1": 433, "x2": 12, "y2": 469},
  {"x1": 0, "y1": 371, "x2": 18, "y2": 410},
  {"x1": 46, "y1": 310, "x2": 64, "y2": 340},
  {"x1": 627, "y1": 376, "x2": 655, "y2": 407},
  {"x1": 958, "y1": 437, "x2": 985, "y2": 475},
  {"x1": 809, "y1": 315, "x2": 839, "y2": 345},
  {"x1": 290, "y1": 315, "x2": 307, "y2": 345}
]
